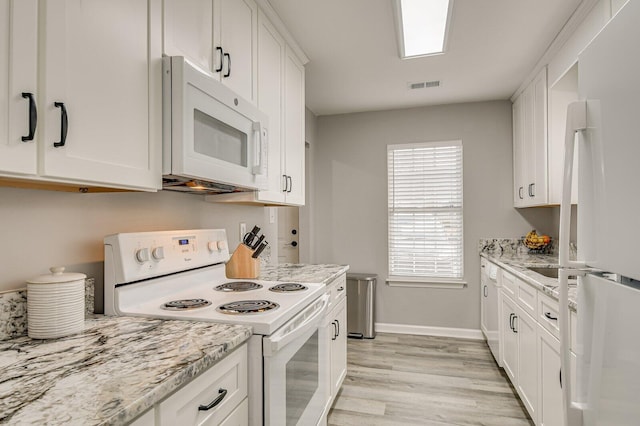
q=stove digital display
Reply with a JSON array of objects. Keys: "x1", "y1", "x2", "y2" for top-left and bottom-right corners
[{"x1": 178, "y1": 239, "x2": 189, "y2": 245}]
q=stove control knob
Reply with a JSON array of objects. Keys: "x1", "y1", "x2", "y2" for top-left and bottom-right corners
[
  {"x1": 216, "y1": 240, "x2": 227, "y2": 251},
  {"x1": 135, "y1": 248, "x2": 150, "y2": 263},
  {"x1": 152, "y1": 246, "x2": 165, "y2": 261},
  {"x1": 207, "y1": 241, "x2": 217, "y2": 252}
]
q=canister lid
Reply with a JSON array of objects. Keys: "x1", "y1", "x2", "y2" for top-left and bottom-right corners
[{"x1": 27, "y1": 267, "x2": 87, "y2": 284}]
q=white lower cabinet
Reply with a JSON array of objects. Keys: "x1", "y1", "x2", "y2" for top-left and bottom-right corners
[
  {"x1": 330, "y1": 296, "x2": 347, "y2": 396},
  {"x1": 515, "y1": 307, "x2": 538, "y2": 419},
  {"x1": 491, "y1": 261, "x2": 578, "y2": 426},
  {"x1": 502, "y1": 291, "x2": 538, "y2": 420},
  {"x1": 538, "y1": 326, "x2": 563, "y2": 426},
  {"x1": 324, "y1": 274, "x2": 347, "y2": 413},
  {"x1": 130, "y1": 344, "x2": 248, "y2": 426},
  {"x1": 501, "y1": 294, "x2": 518, "y2": 383}
]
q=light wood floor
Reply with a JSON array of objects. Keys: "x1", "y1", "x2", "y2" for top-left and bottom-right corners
[{"x1": 327, "y1": 333, "x2": 534, "y2": 426}]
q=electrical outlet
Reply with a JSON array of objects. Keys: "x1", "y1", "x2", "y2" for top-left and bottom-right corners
[{"x1": 239, "y1": 222, "x2": 246, "y2": 240}]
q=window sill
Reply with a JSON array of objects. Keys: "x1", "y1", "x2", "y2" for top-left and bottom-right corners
[{"x1": 386, "y1": 276, "x2": 467, "y2": 289}]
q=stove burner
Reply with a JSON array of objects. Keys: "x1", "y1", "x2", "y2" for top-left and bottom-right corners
[
  {"x1": 215, "y1": 281, "x2": 263, "y2": 292},
  {"x1": 162, "y1": 299, "x2": 212, "y2": 310},
  {"x1": 216, "y1": 300, "x2": 279, "y2": 314},
  {"x1": 269, "y1": 283, "x2": 308, "y2": 292}
]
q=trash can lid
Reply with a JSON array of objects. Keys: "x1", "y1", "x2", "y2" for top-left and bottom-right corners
[{"x1": 346, "y1": 272, "x2": 377, "y2": 281}]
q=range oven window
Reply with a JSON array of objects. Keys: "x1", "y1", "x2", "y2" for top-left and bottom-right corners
[
  {"x1": 285, "y1": 330, "x2": 319, "y2": 425},
  {"x1": 193, "y1": 109, "x2": 247, "y2": 167}
]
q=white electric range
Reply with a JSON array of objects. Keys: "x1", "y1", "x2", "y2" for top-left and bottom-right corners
[{"x1": 104, "y1": 229, "x2": 330, "y2": 426}]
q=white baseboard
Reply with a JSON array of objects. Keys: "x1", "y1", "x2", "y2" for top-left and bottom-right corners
[{"x1": 375, "y1": 322, "x2": 484, "y2": 340}]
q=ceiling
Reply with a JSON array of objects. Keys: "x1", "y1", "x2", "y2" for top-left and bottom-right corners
[{"x1": 267, "y1": 0, "x2": 583, "y2": 116}]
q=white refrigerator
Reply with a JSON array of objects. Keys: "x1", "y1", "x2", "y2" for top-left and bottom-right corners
[{"x1": 559, "y1": 1, "x2": 640, "y2": 425}]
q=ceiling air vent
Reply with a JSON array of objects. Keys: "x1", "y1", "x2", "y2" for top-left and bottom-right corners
[{"x1": 408, "y1": 80, "x2": 440, "y2": 90}]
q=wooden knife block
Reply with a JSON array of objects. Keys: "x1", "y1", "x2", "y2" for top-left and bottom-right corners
[{"x1": 226, "y1": 244, "x2": 260, "y2": 279}]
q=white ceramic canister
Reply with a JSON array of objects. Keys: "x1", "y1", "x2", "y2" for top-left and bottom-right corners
[{"x1": 27, "y1": 267, "x2": 86, "y2": 339}]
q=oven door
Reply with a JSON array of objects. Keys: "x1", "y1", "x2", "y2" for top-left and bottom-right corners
[
  {"x1": 263, "y1": 294, "x2": 330, "y2": 426},
  {"x1": 164, "y1": 56, "x2": 268, "y2": 190}
]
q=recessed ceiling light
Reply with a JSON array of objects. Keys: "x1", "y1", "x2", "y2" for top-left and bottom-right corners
[{"x1": 394, "y1": 0, "x2": 453, "y2": 59}]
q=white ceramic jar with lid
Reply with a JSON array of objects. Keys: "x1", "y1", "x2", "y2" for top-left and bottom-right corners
[{"x1": 27, "y1": 266, "x2": 86, "y2": 339}]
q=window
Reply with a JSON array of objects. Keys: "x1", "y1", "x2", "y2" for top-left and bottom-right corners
[{"x1": 387, "y1": 140, "x2": 463, "y2": 285}]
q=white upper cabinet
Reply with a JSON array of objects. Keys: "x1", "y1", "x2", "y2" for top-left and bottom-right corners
[
  {"x1": 512, "y1": 67, "x2": 548, "y2": 207},
  {"x1": 163, "y1": 0, "x2": 214, "y2": 72},
  {"x1": 0, "y1": 0, "x2": 161, "y2": 191},
  {"x1": 255, "y1": 10, "x2": 285, "y2": 204},
  {"x1": 215, "y1": 0, "x2": 258, "y2": 104},
  {"x1": 163, "y1": 0, "x2": 257, "y2": 104},
  {"x1": 282, "y1": 47, "x2": 305, "y2": 205},
  {"x1": 0, "y1": 0, "x2": 38, "y2": 176},
  {"x1": 205, "y1": 8, "x2": 307, "y2": 206},
  {"x1": 40, "y1": 0, "x2": 161, "y2": 190}
]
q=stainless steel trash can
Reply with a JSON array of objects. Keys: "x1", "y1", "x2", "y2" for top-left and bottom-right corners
[{"x1": 346, "y1": 273, "x2": 377, "y2": 339}]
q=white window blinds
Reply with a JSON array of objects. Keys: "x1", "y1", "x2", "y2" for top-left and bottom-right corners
[{"x1": 387, "y1": 141, "x2": 463, "y2": 282}]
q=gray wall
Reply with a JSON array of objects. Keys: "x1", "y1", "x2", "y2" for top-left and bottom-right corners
[
  {"x1": 0, "y1": 187, "x2": 275, "y2": 294},
  {"x1": 299, "y1": 108, "x2": 318, "y2": 263},
  {"x1": 312, "y1": 100, "x2": 555, "y2": 330}
]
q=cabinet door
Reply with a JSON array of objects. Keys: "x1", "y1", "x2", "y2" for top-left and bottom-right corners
[
  {"x1": 0, "y1": 0, "x2": 38, "y2": 176},
  {"x1": 215, "y1": 0, "x2": 257, "y2": 103},
  {"x1": 330, "y1": 297, "x2": 347, "y2": 397},
  {"x1": 163, "y1": 0, "x2": 214, "y2": 73},
  {"x1": 516, "y1": 307, "x2": 538, "y2": 420},
  {"x1": 538, "y1": 326, "x2": 564, "y2": 426},
  {"x1": 255, "y1": 10, "x2": 285, "y2": 203},
  {"x1": 40, "y1": 0, "x2": 161, "y2": 190},
  {"x1": 530, "y1": 67, "x2": 548, "y2": 205},
  {"x1": 512, "y1": 95, "x2": 525, "y2": 207},
  {"x1": 283, "y1": 47, "x2": 305, "y2": 205},
  {"x1": 501, "y1": 293, "x2": 518, "y2": 383}
]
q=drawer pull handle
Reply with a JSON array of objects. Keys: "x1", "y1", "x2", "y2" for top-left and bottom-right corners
[
  {"x1": 198, "y1": 388, "x2": 228, "y2": 411},
  {"x1": 337, "y1": 286, "x2": 344, "y2": 292},
  {"x1": 544, "y1": 312, "x2": 558, "y2": 321}
]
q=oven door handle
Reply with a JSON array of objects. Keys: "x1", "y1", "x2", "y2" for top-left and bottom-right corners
[{"x1": 263, "y1": 294, "x2": 329, "y2": 357}]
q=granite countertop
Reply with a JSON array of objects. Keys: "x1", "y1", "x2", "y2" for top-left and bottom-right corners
[
  {"x1": 0, "y1": 316, "x2": 252, "y2": 425},
  {"x1": 259, "y1": 263, "x2": 350, "y2": 285},
  {"x1": 480, "y1": 251, "x2": 578, "y2": 311}
]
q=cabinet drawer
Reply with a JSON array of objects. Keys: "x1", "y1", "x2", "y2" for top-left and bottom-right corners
[
  {"x1": 501, "y1": 270, "x2": 517, "y2": 298},
  {"x1": 516, "y1": 278, "x2": 538, "y2": 318},
  {"x1": 537, "y1": 292, "x2": 560, "y2": 339},
  {"x1": 329, "y1": 274, "x2": 347, "y2": 306},
  {"x1": 158, "y1": 344, "x2": 248, "y2": 426}
]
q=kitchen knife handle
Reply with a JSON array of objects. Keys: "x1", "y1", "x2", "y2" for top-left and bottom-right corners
[
  {"x1": 21, "y1": 92, "x2": 37, "y2": 142},
  {"x1": 198, "y1": 388, "x2": 227, "y2": 411},
  {"x1": 53, "y1": 102, "x2": 68, "y2": 147}
]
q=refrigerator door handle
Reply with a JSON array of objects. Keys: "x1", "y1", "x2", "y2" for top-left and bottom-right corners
[
  {"x1": 559, "y1": 101, "x2": 587, "y2": 269},
  {"x1": 559, "y1": 101, "x2": 589, "y2": 426}
]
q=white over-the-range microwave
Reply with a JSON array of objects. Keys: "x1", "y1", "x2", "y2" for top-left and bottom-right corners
[{"x1": 162, "y1": 56, "x2": 268, "y2": 194}]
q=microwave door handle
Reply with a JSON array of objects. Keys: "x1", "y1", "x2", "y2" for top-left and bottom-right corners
[
  {"x1": 252, "y1": 121, "x2": 265, "y2": 175},
  {"x1": 263, "y1": 294, "x2": 329, "y2": 356}
]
